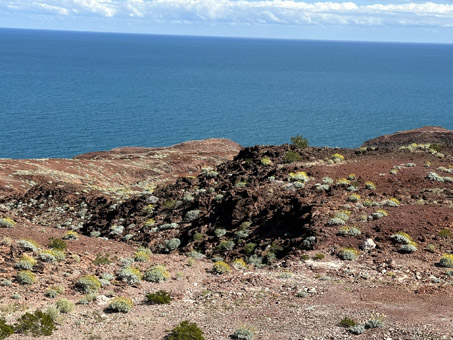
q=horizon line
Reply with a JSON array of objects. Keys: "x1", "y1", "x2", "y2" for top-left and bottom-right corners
[{"x1": 1, "y1": 26, "x2": 453, "y2": 47}]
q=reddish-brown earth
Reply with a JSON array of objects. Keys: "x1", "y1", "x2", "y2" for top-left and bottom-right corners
[
  {"x1": 362, "y1": 126, "x2": 453, "y2": 148},
  {"x1": 0, "y1": 127, "x2": 452, "y2": 340}
]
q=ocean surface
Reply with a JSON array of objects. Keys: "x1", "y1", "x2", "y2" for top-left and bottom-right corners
[{"x1": 1, "y1": 28, "x2": 452, "y2": 159}]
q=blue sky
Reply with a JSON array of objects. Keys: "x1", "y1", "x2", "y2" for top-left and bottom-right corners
[{"x1": 1, "y1": 0, "x2": 453, "y2": 43}]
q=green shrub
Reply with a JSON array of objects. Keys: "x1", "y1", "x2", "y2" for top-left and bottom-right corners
[
  {"x1": 232, "y1": 259, "x2": 247, "y2": 270},
  {"x1": 17, "y1": 239, "x2": 39, "y2": 252},
  {"x1": 348, "y1": 194, "x2": 361, "y2": 202},
  {"x1": 62, "y1": 231, "x2": 78, "y2": 240},
  {"x1": 15, "y1": 255, "x2": 37, "y2": 270},
  {"x1": 339, "y1": 248, "x2": 359, "y2": 261},
  {"x1": 439, "y1": 254, "x2": 453, "y2": 268},
  {"x1": 282, "y1": 151, "x2": 302, "y2": 163},
  {"x1": 339, "y1": 317, "x2": 357, "y2": 328},
  {"x1": 212, "y1": 261, "x2": 231, "y2": 274},
  {"x1": 365, "y1": 181, "x2": 376, "y2": 190},
  {"x1": 231, "y1": 328, "x2": 254, "y2": 340},
  {"x1": 184, "y1": 210, "x2": 200, "y2": 222},
  {"x1": 145, "y1": 290, "x2": 172, "y2": 305},
  {"x1": 301, "y1": 254, "x2": 310, "y2": 261},
  {"x1": 430, "y1": 143, "x2": 443, "y2": 152},
  {"x1": 244, "y1": 242, "x2": 257, "y2": 254},
  {"x1": 134, "y1": 251, "x2": 150, "y2": 262},
  {"x1": 290, "y1": 135, "x2": 309, "y2": 149},
  {"x1": 14, "y1": 310, "x2": 56, "y2": 336},
  {"x1": 16, "y1": 270, "x2": 36, "y2": 284},
  {"x1": 338, "y1": 226, "x2": 361, "y2": 237},
  {"x1": 165, "y1": 238, "x2": 181, "y2": 252},
  {"x1": 93, "y1": 254, "x2": 111, "y2": 265},
  {"x1": 118, "y1": 267, "x2": 142, "y2": 285},
  {"x1": 331, "y1": 153, "x2": 345, "y2": 163},
  {"x1": 438, "y1": 229, "x2": 452, "y2": 238},
  {"x1": 260, "y1": 156, "x2": 273, "y2": 165},
  {"x1": 214, "y1": 228, "x2": 227, "y2": 238},
  {"x1": 365, "y1": 319, "x2": 384, "y2": 329},
  {"x1": 0, "y1": 217, "x2": 16, "y2": 228},
  {"x1": 37, "y1": 250, "x2": 57, "y2": 263},
  {"x1": 313, "y1": 253, "x2": 324, "y2": 260},
  {"x1": 349, "y1": 325, "x2": 365, "y2": 335},
  {"x1": 193, "y1": 233, "x2": 203, "y2": 241},
  {"x1": 144, "y1": 265, "x2": 170, "y2": 283},
  {"x1": 55, "y1": 298, "x2": 74, "y2": 314},
  {"x1": 76, "y1": 275, "x2": 101, "y2": 294},
  {"x1": 167, "y1": 321, "x2": 205, "y2": 340},
  {"x1": 48, "y1": 238, "x2": 67, "y2": 251},
  {"x1": 400, "y1": 244, "x2": 417, "y2": 253},
  {"x1": 218, "y1": 240, "x2": 235, "y2": 252},
  {"x1": 45, "y1": 289, "x2": 59, "y2": 299},
  {"x1": 108, "y1": 297, "x2": 133, "y2": 313},
  {"x1": 248, "y1": 255, "x2": 263, "y2": 267},
  {"x1": 0, "y1": 317, "x2": 14, "y2": 339}
]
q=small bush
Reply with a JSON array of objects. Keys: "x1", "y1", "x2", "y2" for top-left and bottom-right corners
[
  {"x1": 214, "y1": 228, "x2": 227, "y2": 238},
  {"x1": 145, "y1": 290, "x2": 172, "y2": 305},
  {"x1": 335, "y1": 178, "x2": 350, "y2": 186},
  {"x1": 184, "y1": 210, "x2": 200, "y2": 222},
  {"x1": 328, "y1": 217, "x2": 346, "y2": 226},
  {"x1": 439, "y1": 254, "x2": 453, "y2": 268},
  {"x1": 349, "y1": 325, "x2": 365, "y2": 335},
  {"x1": 45, "y1": 289, "x2": 59, "y2": 299},
  {"x1": 17, "y1": 239, "x2": 39, "y2": 252},
  {"x1": 193, "y1": 233, "x2": 204, "y2": 241},
  {"x1": 244, "y1": 242, "x2": 257, "y2": 254},
  {"x1": 165, "y1": 238, "x2": 181, "y2": 252},
  {"x1": 14, "y1": 310, "x2": 56, "y2": 336},
  {"x1": 108, "y1": 297, "x2": 133, "y2": 313},
  {"x1": 339, "y1": 248, "x2": 359, "y2": 261},
  {"x1": 218, "y1": 240, "x2": 235, "y2": 252},
  {"x1": 290, "y1": 134, "x2": 309, "y2": 149},
  {"x1": 55, "y1": 298, "x2": 74, "y2": 314},
  {"x1": 167, "y1": 321, "x2": 205, "y2": 340},
  {"x1": 0, "y1": 217, "x2": 16, "y2": 228},
  {"x1": 0, "y1": 317, "x2": 14, "y2": 339},
  {"x1": 16, "y1": 270, "x2": 36, "y2": 284},
  {"x1": 365, "y1": 181, "x2": 376, "y2": 190},
  {"x1": 231, "y1": 328, "x2": 254, "y2": 340},
  {"x1": 93, "y1": 254, "x2": 111, "y2": 266},
  {"x1": 48, "y1": 238, "x2": 67, "y2": 251},
  {"x1": 438, "y1": 228, "x2": 452, "y2": 238},
  {"x1": 313, "y1": 253, "x2": 325, "y2": 260},
  {"x1": 338, "y1": 226, "x2": 361, "y2": 237},
  {"x1": 15, "y1": 255, "x2": 37, "y2": 270},
  {"x1": 339, "y1": 317, "x2": 357, "y2": 328},
  {"x1": 400, "y1": 244, "x2": 418, "y2": 253},
  {"x1": 365, "y1": 319, "x2": 384, "y2": 329},
  {"x1": 37, "y1": 250, "x2": 57, "y2": 263},
  {"x1": 212, "y1": 261, "x2": 231, "y2": 274},
  {"x1": 109, "y1": 225, "x2": 124, "y2": 236},
  {"x1": 76, "y1": 275, "x2": 101, "y2": 294},
  {"x1": 282, "y1": 151, "x2": 302, "y2": 163},
  {"x1": 288, "y1": 171, "x2": 309, "y2": 182},
  {"x1": 1, "y1": 236, "x2": 12, "y2": 246},
  {"x1": 134, "y1": 251, "x2": 150, "y2": 262},
  {"x1": 232, "y1": 258, "x2": 247, "y2": 270},
  {"x1": 260, "y1": 156, "x2": 273, "y2": 165},
  {"x1": 144, "y1": 265, "x2": 170, "y2": 283},
  {"x1": 331, "y1": 153, "x2": 345, "y2": 163},
  {"x1": 118, "y1": 267, "x2": 142, "y2": 285},
  {"x1": 62, "y1": 231, "x2": 78, "y2": 240}
]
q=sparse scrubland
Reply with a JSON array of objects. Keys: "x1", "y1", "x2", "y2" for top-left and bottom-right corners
[{"x1": 0, "y1": 128, "x2": 452, "y2": 339}]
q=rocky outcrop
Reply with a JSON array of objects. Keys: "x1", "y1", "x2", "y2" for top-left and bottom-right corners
[{"x1": 362, "y1": 126, "x2": 453, "y2": 149}]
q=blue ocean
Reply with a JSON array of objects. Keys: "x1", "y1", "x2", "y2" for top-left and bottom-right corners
[{"x1": 1, "y1": 28, "x2": 452, "y2": 159}]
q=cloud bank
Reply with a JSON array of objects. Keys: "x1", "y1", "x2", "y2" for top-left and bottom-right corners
[{"x1": 2, "y1": 0, "x2": 453, "y2": 28}]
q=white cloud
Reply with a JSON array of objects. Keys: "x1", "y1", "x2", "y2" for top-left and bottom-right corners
[{"x1": 2, "y1": 0, "x2": 453, "y2": 28}]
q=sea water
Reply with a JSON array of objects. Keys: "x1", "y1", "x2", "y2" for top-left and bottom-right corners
[{"x1": 1, "y1": 28, "x2": 452, "y2": 158}]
